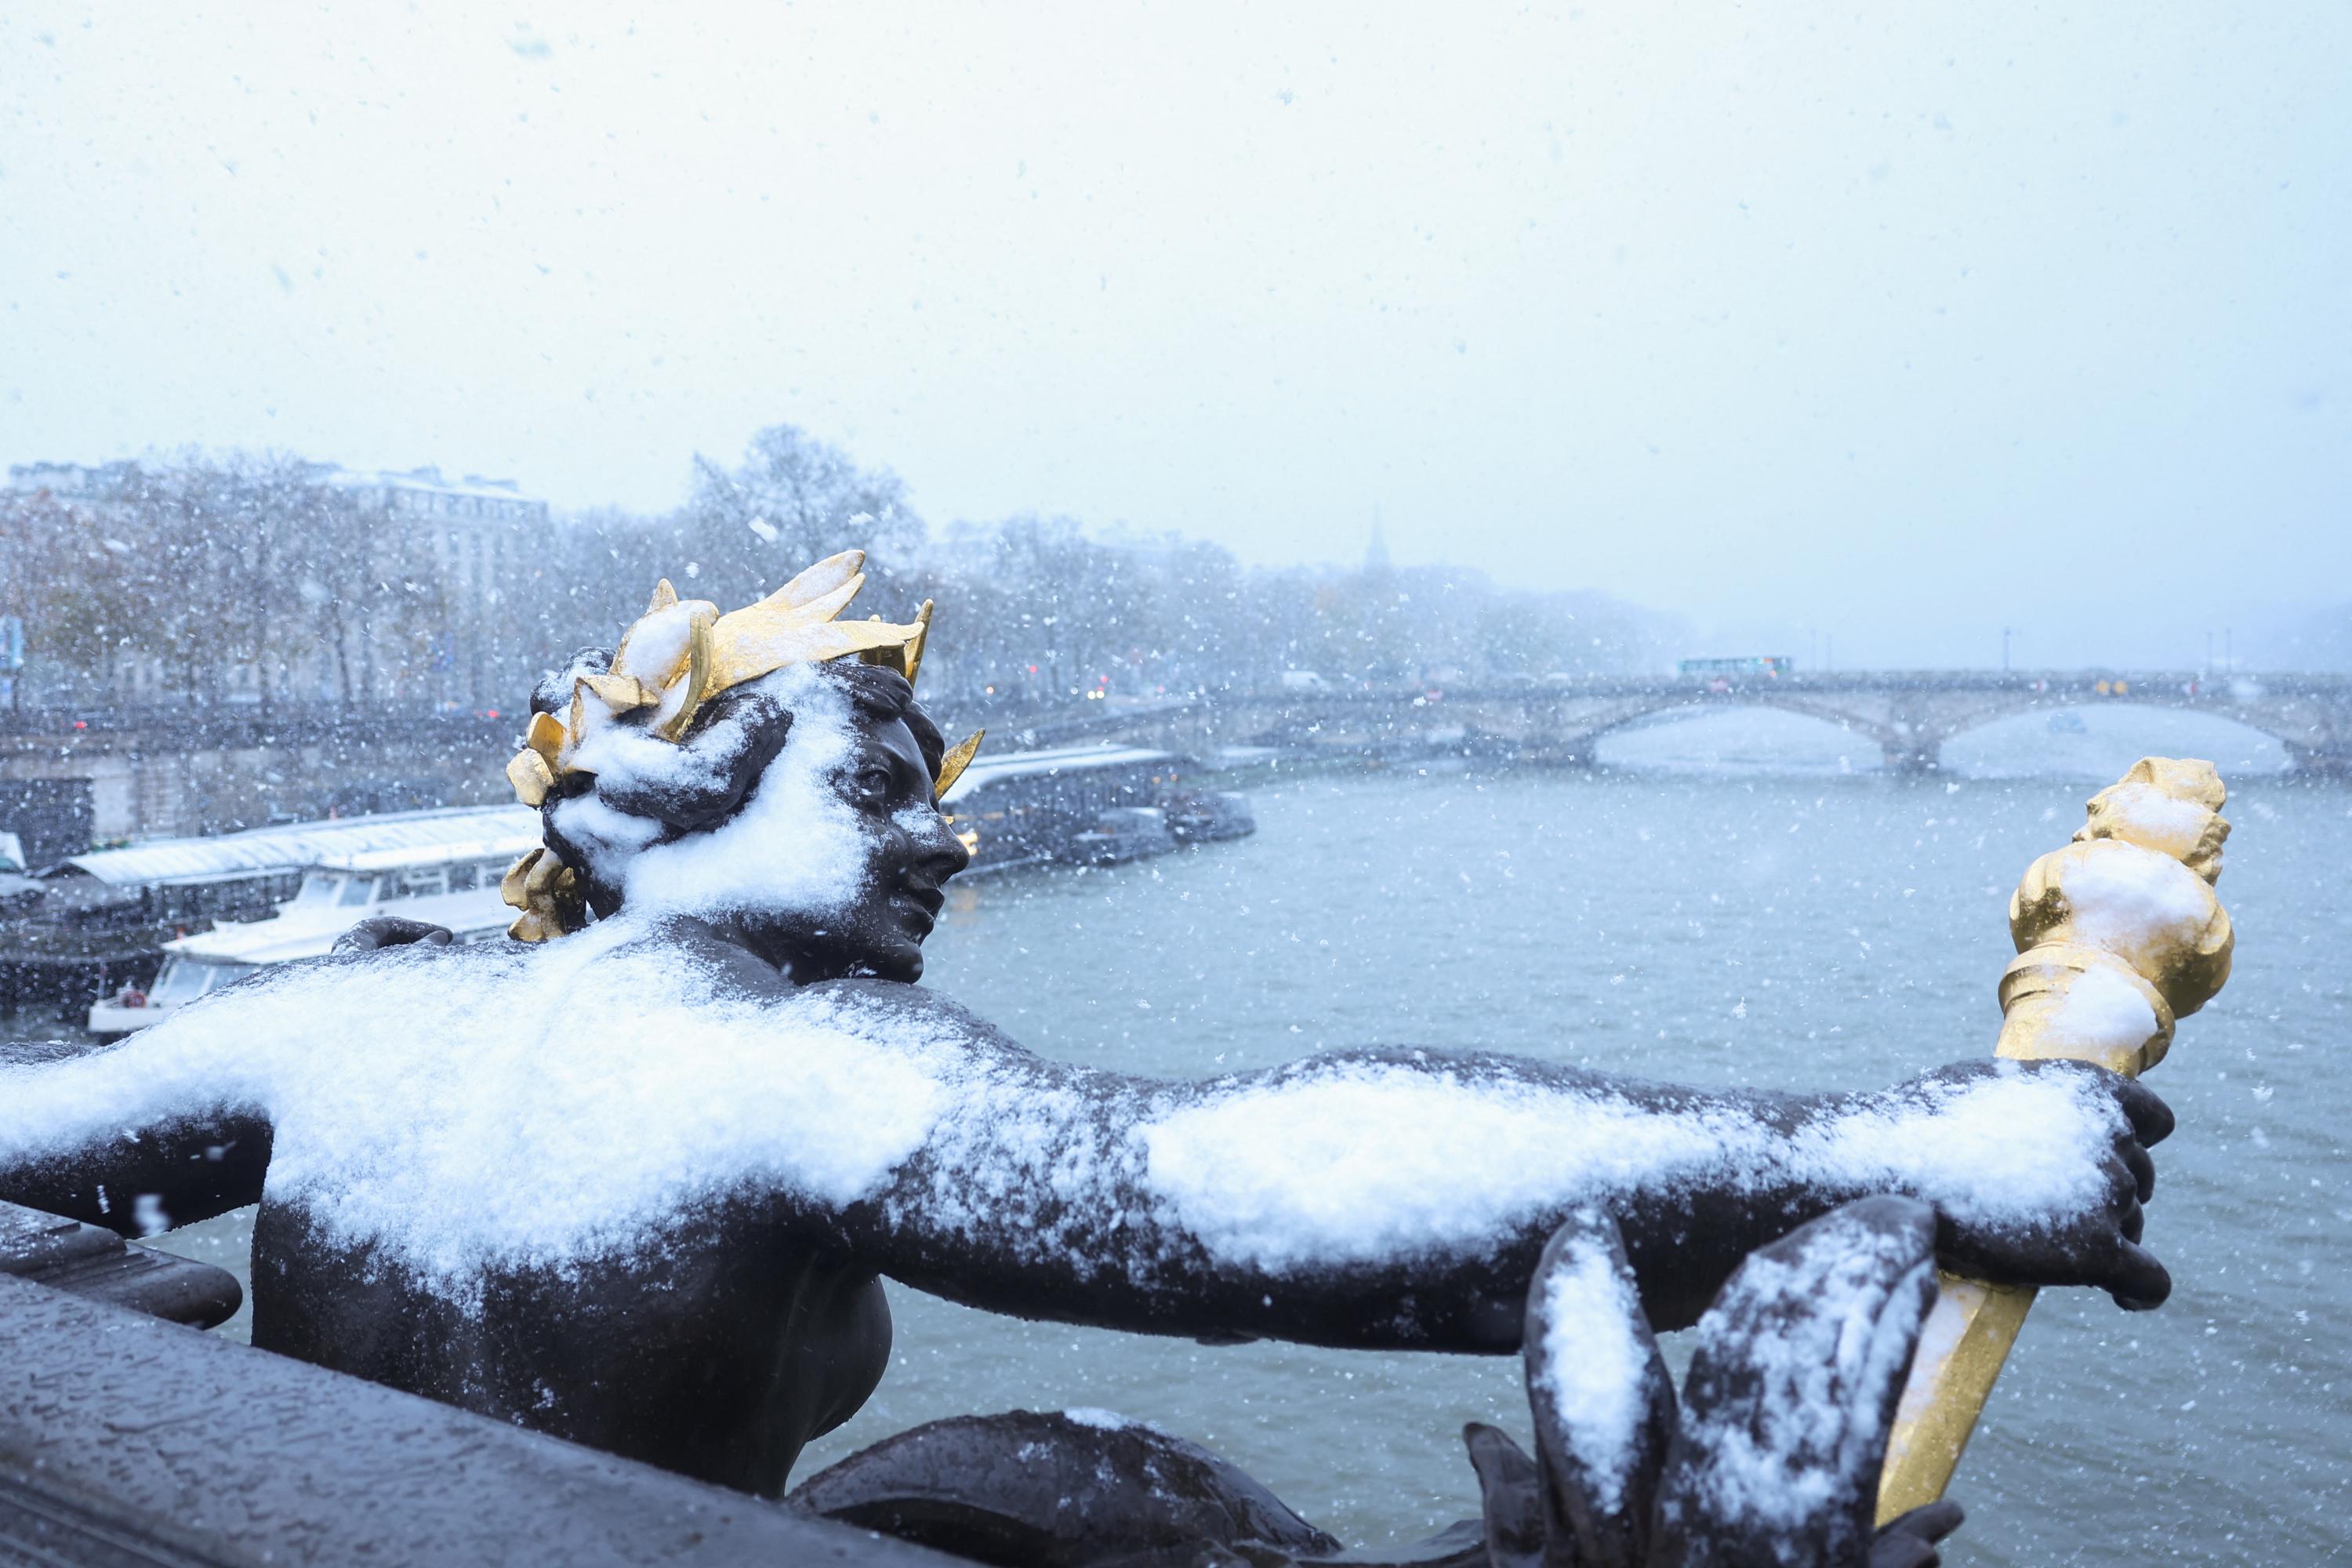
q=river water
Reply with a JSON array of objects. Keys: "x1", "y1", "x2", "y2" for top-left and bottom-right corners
[{"x1": 130, "y1": 706, "x2": 2348, "y2": 1563}]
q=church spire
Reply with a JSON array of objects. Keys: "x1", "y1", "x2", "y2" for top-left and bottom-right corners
[{"x1": 1364, "y1": 507, "x2": 1392, "y2": 576}]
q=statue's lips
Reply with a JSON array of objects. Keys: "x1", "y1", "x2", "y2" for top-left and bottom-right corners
[{"x1": 896, "y1": 884, "x2": 945, "y2": 933}]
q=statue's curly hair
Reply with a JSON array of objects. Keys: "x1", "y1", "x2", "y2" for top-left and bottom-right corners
[{"x1": 528, "y1": 651, "x2": 946, "y2": 922}]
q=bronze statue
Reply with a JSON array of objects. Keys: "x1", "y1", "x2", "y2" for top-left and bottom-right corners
[
  {"x1": 0, "y1": 554, "x2": 2204, "y2": 1563},
  {"x1": 787, "y1": 1197, "x2": 1971, "y2": 1567}
]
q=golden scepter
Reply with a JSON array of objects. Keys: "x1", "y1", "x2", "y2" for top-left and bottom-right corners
[{"x1": 1875, "y1": 756, "x2": 2236, "y2": 1523}]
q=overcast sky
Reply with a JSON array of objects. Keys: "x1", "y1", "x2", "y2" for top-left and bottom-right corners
[{"x1": 3, "y1": 2, "x2": 2345, "y2": 668}]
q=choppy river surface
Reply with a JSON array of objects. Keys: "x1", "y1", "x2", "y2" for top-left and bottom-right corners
[{"x1": 125, "y1": 706, "x2": 2350, "y2": 1564}]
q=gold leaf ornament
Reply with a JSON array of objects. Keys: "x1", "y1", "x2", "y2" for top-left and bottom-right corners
[
  {"x1": 502, "y1": 549, "x2": 936, "y2": 814},
  {"x1": 501, "y1": 847, "x2": 586, "y2": 943},
  {"x1": 934, "y1": 728, "x2": 984, "y2": 799}
]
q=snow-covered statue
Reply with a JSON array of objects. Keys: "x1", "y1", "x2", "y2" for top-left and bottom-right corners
[
  {"x1": 789, "y1": 1196, "x2": 1973, "y2": 1567},
  {"x1": 0, "y1": 554, "x2": 2201, "y2": 1566}
]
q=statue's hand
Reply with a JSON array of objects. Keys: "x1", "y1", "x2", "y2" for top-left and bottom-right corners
[
  {"x1": 331, "y1": 916, "x2": 457, "y2": 954},
  {"x1": 1897, "y1": 1058, "x2": 2172, "y2": 1311}
]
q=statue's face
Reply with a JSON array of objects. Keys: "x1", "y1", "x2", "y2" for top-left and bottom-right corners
[{"x1": 731, "y1": 706, "x2": 969, "y2": 983}]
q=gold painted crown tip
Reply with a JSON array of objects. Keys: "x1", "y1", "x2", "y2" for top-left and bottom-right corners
[{"x1": 507, "y1": 552, "x2": 934, "y2": 806}]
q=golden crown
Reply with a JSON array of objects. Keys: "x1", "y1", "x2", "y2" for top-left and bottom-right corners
[{"x1": 505, "y1": 549, "x2": 983, "y2": 812}]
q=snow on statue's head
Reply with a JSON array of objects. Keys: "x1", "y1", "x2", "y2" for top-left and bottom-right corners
[{"x1": 499, "y1": 551, "x2": 981, "y2": 982}]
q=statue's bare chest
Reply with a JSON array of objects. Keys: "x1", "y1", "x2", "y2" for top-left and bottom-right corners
[{"x1": 246, "y1": 1197, "x2": 891, "y2": 1494}]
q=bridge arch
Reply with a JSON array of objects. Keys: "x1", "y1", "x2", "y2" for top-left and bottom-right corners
[
  {"x1": 1090, "y1": 673, "x2": 2352, "y2": 778},
  {"x1": 1938, "y1": 701, "x2": 2296, "y2": 775},
  {"x1": 1587, "y1": 702, "x2": 1893, "y2": 771},
  {"x1": 1541, "y1": 679, "x2": 2347, "y2": 775}
]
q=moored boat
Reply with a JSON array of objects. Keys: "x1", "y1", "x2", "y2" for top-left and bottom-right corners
[
  {"x1": 85, "y1": 815, "x2": 539, "y2": 1036},
  {"x1": 939, "y1": 744, "x2": 1254, "y2": 873},
  {"x1": 2, "y1": 805, "x2": 543, "y2": 1014}
]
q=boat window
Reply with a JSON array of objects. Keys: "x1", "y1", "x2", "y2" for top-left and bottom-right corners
[
  {"x1": 151, "y1": 958, "x2": 248, "y2": 1004},
  {"x1": 387, "y1": 868, "x2": 446, "y2": 899},
  {"x1": 291, "y1": 874, "x2": 343, "y2": 908},
  {"x1": 338, "y1": 876, "x2": 378, "y2": 907}
]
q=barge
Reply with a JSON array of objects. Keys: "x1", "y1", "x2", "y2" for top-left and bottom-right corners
[{"x1": 940, "y1": 743, "x2": 1254, "y2": 873}]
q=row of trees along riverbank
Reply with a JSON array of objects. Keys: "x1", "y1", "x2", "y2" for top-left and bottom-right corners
[{"x1": 2, "y1": 425, "x2": 1685, "y2": 718}]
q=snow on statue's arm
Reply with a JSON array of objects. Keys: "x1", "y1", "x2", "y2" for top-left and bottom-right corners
[
  {"x1": 0, "y1": 1012, "x2": 272, "y2": 1238},
  {"x1": 796, "y1": 980, "x2": 2173, "y2": 1350}
]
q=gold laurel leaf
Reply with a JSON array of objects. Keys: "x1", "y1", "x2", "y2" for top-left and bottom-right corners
[
  {"x1": 904, "y1": 599, "x2": 935, "y2": 686},
  {"x1": 704, "y1": 618, "x2": 927, "y2": 699},
  {"x1": 933, "y1": 728, "x2": 985, "y2": 800},
  {"x1": 500, "y1": 848, "x2": 543, "y2": 910},
  {"x1": 779, "y1": 574, "x2": 865, "y2": 627},
  {"x1": 524, "y1": 710, "x2": 568, "y2": 767},
  {"x1": 579, "y1": 672, "x2": 660, "y2": 713},
  {"x1": 612, "y1": 594, "x2": 718, "y2": 689},
  {"x1": 770, "y1": 549, "x2": 866, "y2": 610},
  {"x1": 506, "y1": 749, "x2": 554, "y2": 807}
]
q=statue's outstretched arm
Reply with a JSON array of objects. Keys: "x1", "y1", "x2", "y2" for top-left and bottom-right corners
[
  {"x1": 0, "y1": 1033, "x2": 270, "y2": 1237},
  {"x1": 802, "y1": 982, "x2": 2168, "y2": 1352},
  {"x1": 0, "y1": 929, "x2": 452, "y2": 1237}
]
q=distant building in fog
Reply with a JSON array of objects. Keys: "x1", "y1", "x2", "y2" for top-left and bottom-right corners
[
  {"x1": 308, "y1": 466, "x2": 553, "y2": 710},
  {"x1": 5, "y1": 459, "x2": 553, "y2": 712},
  {"x1": 314, "y1": 464, "x2": 547, "y2": 523},
  {"x1": 5, "y1": 461, "x2": 146, "y2": 500}
]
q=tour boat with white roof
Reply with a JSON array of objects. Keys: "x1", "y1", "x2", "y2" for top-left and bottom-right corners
[{"x1": 87, "y1": 814, "x2": 542, "y2": 1036}]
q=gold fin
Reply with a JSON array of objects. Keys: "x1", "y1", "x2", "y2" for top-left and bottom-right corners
[
  {"x1": 646, "y1": 578, "x2": 680, "y2": 615},
  {"x1": 933, "y1": 728, "x2": 984, "y2": 799}
]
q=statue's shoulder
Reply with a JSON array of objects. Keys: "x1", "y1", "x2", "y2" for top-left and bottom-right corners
[{"x1": 794, "y1": 977, "x2": 1013, "y2": 1047}]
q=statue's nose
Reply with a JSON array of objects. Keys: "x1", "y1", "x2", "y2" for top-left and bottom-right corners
[{"x1": 924, "y1": 815, "x2": 973, "y2": 879}]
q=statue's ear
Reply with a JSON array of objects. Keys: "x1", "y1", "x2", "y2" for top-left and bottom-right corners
[
  {"x1": 1649, "y1": 1196, "x2": 1943, "y2": 1568},
  {"x1": 1518, "y1": 1210, "x2": 1678, "y2": 1568}
]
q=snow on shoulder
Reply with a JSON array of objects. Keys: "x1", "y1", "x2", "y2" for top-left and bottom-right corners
[{"x1": 0, "y1": 919, "x2": 959, "y2": 1296}]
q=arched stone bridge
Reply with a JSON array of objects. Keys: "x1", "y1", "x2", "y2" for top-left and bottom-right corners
[{"x1": 1041, "y1": 671, "x2": 2352, "y2": 776}]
